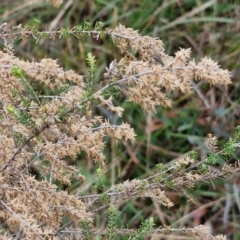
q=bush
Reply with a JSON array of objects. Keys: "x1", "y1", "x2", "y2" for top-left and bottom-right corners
[{"x1": 0, "y1": 1, "x2": 239, "y2": 239}]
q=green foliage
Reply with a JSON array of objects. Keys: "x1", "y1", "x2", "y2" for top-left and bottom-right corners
[
  {"x1": 14, "y1": 110, "x2": 35, "y2": 127},
  {"x1": 58, "y1": 106, "x2": 68, "y2": 121},
  {"x1": 103, "y1": 86, "x2": 122, "y2": 99},
  {"x1": 99, "y1": 193, "x2": 110, "y2": 203},
  {"x1": 137, "y1": 181, "x2": 148, "y2": 191},
  {"x1": 80, "y1": 220, "x2": 94, "y2": 240},
  {"x1": 106, "y1": 204, "x2": 121, "y2": 240},
  {"x1": 223, "y1": 126, "x2": 240, "y2": 157},
  {"x1": 12, "y1": 66, "x2": 41, "y2": 105},
  {"x1": 60, "y1": 21, "x2": 104, "y2": 40},
  {"x1": 188, "y1": 150, "x2": 199, "y2": 161},
  {"x1": 85, "y1": 52, "x2": 97, "y2": 97},
  {"x1": 129, "y1": 217, "x2": 155, "y2": 240},
  {"x1": 6, "y1": 105, "x2": 35, "y2": 127},
  {"x1": 83, "y1": 21, "x2": 92, "y2": 31},
  {"x1": 96, "y1": 167, "x2": 107, "y2": 191},
  {"x1": 198, "y1": 163, "x2": 209, "y2": 174},
  {"x1": 206, "y1": 153, "x2": 219, "y2": 165},
  {"x1": 23, "y1": 18, "x2": 40, "y2": 35},
  {"x1": 166, "y1": 180, "x2": 174, "y2": 189},
  {"x1": 95, "y1": 21, "x2": 105, "y2": 38},
  {"x1": 95, "y1": 21, "x2": 104, "y2": 31},
  {"x1": 60, "y1": 27, "x2": 69, "y2": 38}
]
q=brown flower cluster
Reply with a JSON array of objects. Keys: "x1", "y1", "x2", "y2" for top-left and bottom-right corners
[
  {"x1": 0, "y1": 42, "x2": 136, "y2": 238},
  {"x1": 105, "y1": 24, "x2": 231, "y2": 111},
  {"x1": 0, "y1": 17, "x2": 235, "y2": 240}
]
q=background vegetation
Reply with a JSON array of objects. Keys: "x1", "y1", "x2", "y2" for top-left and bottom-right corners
[{"x1": 0, "y1": 0, "x2": 240, "y2": 239}]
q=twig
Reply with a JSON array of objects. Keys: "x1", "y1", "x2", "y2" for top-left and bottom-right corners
[{"x1": 0, "y1": 200, "x2": 45, "y2": 240}]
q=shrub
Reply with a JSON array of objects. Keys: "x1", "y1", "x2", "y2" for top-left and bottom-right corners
[{"x1": 0, "y1": 1, "x2": 239, "y2": 239}]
